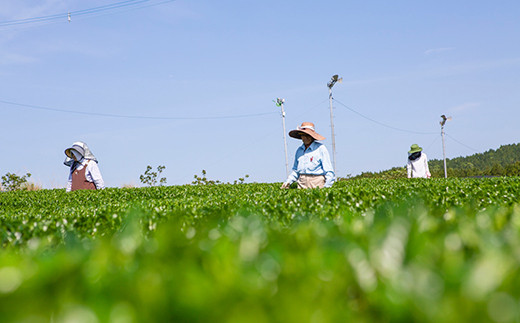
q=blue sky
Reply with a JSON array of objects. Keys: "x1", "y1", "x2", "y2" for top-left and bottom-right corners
[{"x1": 1, "y1": 0, "x2": 519, "y2": 188}]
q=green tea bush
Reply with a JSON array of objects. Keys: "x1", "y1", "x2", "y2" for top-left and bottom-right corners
[{"x1": 1, "y1": 178, "x2": 520, "y2": 322}]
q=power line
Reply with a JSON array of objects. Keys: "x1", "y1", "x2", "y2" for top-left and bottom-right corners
[
  {"x1": 424, "y1": 135, "x2": 440, "y2": 152},
  {"x1": 333, "y1": 96, "x2": 480, "y2": 154},
  {"x1": 73, "y1": 0, "x2": 179, "y2": 21},
  {"x1": 332, "y1": 98, "x2": 438, "y2": 135},
  {"x1": 445, "y1": 133, "x2": 479, "y2": 152},
  {"x1": 0, "y1": 0, "x2": 176, "y2": 27},
  {"x1": 0, "y1": 99, "x2": 278, "y2": 120},
  {"x1": 293, "y1": 98, "x2": 329, "y2": 120},
  {"x1": 0, "y1": 0, "x2": 144, "y2": 26}
]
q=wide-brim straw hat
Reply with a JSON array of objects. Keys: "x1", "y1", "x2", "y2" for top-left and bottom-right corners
[
  {"x1": 64, "y1": 144, "x2": 85, "y2": 159},
  {"x1": 289, "y1": 122, "x2": 325, "y2": 141},
  {"x1": 408, "y1": 144, "x2": 423, "y2": 154}
]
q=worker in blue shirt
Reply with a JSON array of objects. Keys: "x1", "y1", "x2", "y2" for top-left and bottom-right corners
[{"x1": 281, "y1": 122, "x2": 335, "y2": 189}]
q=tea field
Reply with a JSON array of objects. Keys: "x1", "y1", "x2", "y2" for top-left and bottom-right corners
[{"x1": 1, "y1": 178, "x2": 520, "y2": 322}]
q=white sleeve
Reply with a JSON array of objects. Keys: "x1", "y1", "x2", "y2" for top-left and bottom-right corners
[
  {"x1": 285, "y1": 170, "x2": 299, "y2": 185},
  {"x1": 424, "y1": 155, "x2": 431, "y2": 177},
  {"x1": 88, "y1": 162, "x2": 105, "y2": 189},
  {"x1": 66, "y1": 170, "x2": 72, "y2": 192},
  {"x1": 320, "y1": 146, "x2": 335, "y2": 187},
  {"x1": 284, "y1": 151, "x2": 301, "y2": 185},
  {"x1": 407, "y1": 161, "x2": 412, "y2": 178}
]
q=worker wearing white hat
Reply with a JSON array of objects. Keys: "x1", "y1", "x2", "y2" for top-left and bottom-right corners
[{"x1": 64, "y1": 141, "x2": 105, "y2": 191}]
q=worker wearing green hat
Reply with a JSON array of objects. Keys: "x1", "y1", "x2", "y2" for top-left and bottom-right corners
[{"x1": 407, "y1": 144, "x2": 431, "y2": 178}]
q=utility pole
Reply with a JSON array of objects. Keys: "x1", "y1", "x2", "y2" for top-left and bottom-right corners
[
  {"x1": 275, "y1": 98, "x2": 289, "y2": 177},
  {"x1": 327, "y1": 74, "x2": 342, "y2": 171},
  {"x1": 440, "y1": 115, "x2": 451, "y2": 178}
]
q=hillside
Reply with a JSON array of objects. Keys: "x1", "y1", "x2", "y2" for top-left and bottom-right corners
[{"x1": 352, "y1": 143, "x2": 520, "y2": 179}]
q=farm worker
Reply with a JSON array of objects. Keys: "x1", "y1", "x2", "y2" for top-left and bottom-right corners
[
  {"x1": 281, "y1": 122, "x2": 335, "y2": 189},
  {"x1": 64, "y1": 141, "x2": 105, "y2": 191},
  {"x1": 407, "y1": 144, "x2": 431, "y2": 178}
]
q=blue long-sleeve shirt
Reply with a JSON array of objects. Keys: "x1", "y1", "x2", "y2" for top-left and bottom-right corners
[{"x1": 285, "y1": 141, "x2": 335, "y2": 187}]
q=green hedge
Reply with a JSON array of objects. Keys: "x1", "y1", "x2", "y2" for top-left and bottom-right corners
[{"x1": 1, "y1": 178, "x2": 520, "y2": 322}]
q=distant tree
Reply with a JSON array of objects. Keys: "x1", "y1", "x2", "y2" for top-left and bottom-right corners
[
  {"x1": 505, "y1": 162, "x2": 520, "y2": 176},
  {"x1": 1, "y1": 172, "x2": 31, "y2": 191},
  {"x1": 351, "y1": 143, "x2": 520, "y2": 179},
  {"x1": 348, "y1": 167, "x2": 406, "y2": 180},
  {"x1": 192, "y1": 170, "x2": 250, "y2": 185},
  {"x1": 233, "y1": 174, "x2": 250, "y2": 184},
  {"x1": 490, "y1": 164, "x2": 505, "y2": 176},
  {"x1": 140, "y1": 165, "x2": 166, "y2": 187},
  {"x1": 192, "y1": 170, "x2": 221, "y2": 185},
  {"x1": 429, "y1": 143, "x2": 520, "y2": 177}
]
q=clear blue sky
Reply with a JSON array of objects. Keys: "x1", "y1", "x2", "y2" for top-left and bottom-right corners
[{"x1": 1, "y1": 0, "x2": 519, "y2": 188}]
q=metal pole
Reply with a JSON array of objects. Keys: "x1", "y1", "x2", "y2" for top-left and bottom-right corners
[
  {"x1": 328, "y1": 87, "x2": 337, "y2": 171},
  {"x1": 441, "y1": 125, "x2": 447, "y2": 178},
  {"x1": 280, "y1": 101, "x2": 289, "y2": 177}
]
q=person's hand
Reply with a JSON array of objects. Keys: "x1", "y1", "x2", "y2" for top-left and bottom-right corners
[{"x1": 281, "y1": 182, "x2": 290, "y2": 189}]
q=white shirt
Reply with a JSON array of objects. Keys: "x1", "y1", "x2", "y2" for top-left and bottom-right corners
[
  {"x1": 407, "y1": 152, "x2": 431, "y2": 178},
  {"x1": 66, "y1": 159, "x2": 105, "y2": 192}
]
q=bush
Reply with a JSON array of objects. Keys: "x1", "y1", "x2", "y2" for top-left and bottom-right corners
[
  {"x1": 1, "y1": 172, "x2": 31, "y2": 191},
  {"x1": 140, "y1": 165, "x2": 166, "y2": 187}
]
